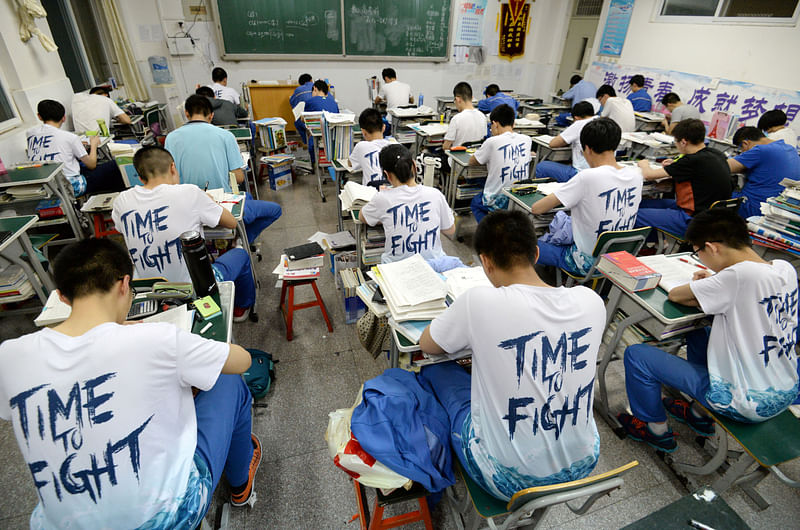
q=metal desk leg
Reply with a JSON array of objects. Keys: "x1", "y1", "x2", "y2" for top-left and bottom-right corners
[
  {"x1": 390, "y1": 333, "x2": 399, "y2": 369},
  {"x1": 336, "y1": 170, "x2": 345, "y2": 232},
  {"x1": 313, "y1": 137, "x2": 326, "y2": 202},
  {"x1": 235, "y1": 220, "x2": 260, "y2": 322},
  {"x1": 18, "y1": 232, "x2": 55, "y2": 293},
  {"x1": 355, "y1": 221, "x2": 363, "y2": 270},
  {"x1": 47, "y1": 180, "x2": 85, "y2": 241}
]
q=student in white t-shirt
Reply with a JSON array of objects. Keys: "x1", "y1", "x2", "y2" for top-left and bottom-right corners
[
  {"x1": 350, "y1": 108, "x2": 393, "y2": 186},
  {"x1": 112, "y1": 146, "x2": 256, "y2": 322},
  {"x1": 596, "y1": 85, "x2": 635, "y2": 133},
  {"x1": 534, "y1": 101, "x2": 598, "y2": 182},
  {"x1": 442, "y1": 81, "x2": 488, "y2": 150},
  {"x1": 0, "y1": 238, "x2": 262, "y2": 528},
  {"x1": 72, "y1": 86, "x2": 131, "y2": 134},
  {"x1": 532, "y1": 117, "x2": 643, "y2": 275},
  {"x1": 469, "y1": 104, "x2": 532, "y2": 222},
  {"x1": 758, "y1": 109, "x2": 798, "y2": 148},
  {"x1": 209, "y1": 67, "x2": 240, "y2": 105},
  {"x1": 618, "y1": 209, "x2": 799, "y2": 453},
  {"x1": 26, "y1": 99, "x2": 125, "y2": 198},
  {"x1": 375, "y1": 68, "x2": 413, "y2": 109},
  {"x1": 419, "y1": 210, "x2": 605, "y2": 501},
  {"x1": 361, "y1": 144, "x2": 455, "y2": 263}
]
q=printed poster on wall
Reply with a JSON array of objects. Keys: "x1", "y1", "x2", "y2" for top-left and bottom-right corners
[
  {"x1": 454, "y1": 1, "x2": 488, "y2": 46},
  {"x1": 498, "y1": 0, "x2": 531, "y2": 60},
  {"x1": 598, "y1": 0, "x2": 635, "y2": 57}
]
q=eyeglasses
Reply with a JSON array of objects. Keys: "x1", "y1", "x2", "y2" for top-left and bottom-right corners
[{"x1": 690, "y1": 241, "x2": 723, "y2": 262}]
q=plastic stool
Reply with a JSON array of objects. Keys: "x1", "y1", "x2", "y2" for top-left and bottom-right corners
[
  {"x1": 352, "y1": 479, "x2": 433, "y2": 530},
  {"x1": 278, "y1": 278, "x2": 333, "y2": 341}
]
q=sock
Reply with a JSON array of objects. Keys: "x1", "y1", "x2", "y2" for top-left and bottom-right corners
[
  {"x1": 648, "y1": 421, "x2": 668, "y2": 435},
  {"x1": 689, "y1": 402, "x2": 706, "y2": 420}
]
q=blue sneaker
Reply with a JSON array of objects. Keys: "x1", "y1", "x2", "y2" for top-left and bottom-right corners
[{"x1": 617, "y1": 413, "x2": 677, "y2": 453}]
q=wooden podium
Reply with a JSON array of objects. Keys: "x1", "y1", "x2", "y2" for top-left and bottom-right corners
[{"x1": 247, "y1": 83, "x2": 299, "y2": 131}]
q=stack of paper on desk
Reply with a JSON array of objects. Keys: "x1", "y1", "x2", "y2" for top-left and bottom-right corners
[
  {"x1": 339, "y1": 181, "x2": 377, "y2": 211},
  {"x1": 637, "y1": 254, "x2": 707, "y2": 292},
  {"x1": 534, "y1": 134, "x2": 556, "y2": 144},
  {"x1": 514, "y1": 118, "x2": 545, "y2": 128},
  {"x1": 206, "y1": 188, "x2": 244, "y2": 212},
  {"x1": 415, "y1": 123, "x2": 449, "y2": 136},
  {"x1": 373, "y1": 254, "x2": 448, "y2": 321},
  {"x1": 442, "y1": 266, "x2": 492, "y2": 300},
  {"x1": 651, "y1": 132, "x2": 675, "y2": 144},
  {"x1": 535, "y1": 182, "x2": 565, "y2": 196}
]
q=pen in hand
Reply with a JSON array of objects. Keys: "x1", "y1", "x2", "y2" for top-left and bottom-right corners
[{"x1": 204, "y1": 181, "x2": 209, "y2": 192}]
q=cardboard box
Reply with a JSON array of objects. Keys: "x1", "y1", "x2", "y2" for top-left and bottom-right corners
[{"x1": 268, "y1": 165, "x2": 293, "y2": 190}]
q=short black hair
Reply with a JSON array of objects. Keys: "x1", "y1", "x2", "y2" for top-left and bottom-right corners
[
  {"x1": 671, "y1": 119, "x2": 706, "y2": 145},
  {"x1": 381, "y1": 68, "x2": 396, "y2": 79},
  {"x1": 757, "y1": 109, "x2": 788, "y2": 131},
  {"x1": 661, "y1": 92, "x2": 680, "y2": 106},
  {"x1": 596, "y1": 84, "x2": 616, "y2": 98},
  {"x1": 212, "y1": 67, "x2": 227, "y2": 82},
  {"x1": 184, "y1": 94, "x2": 213, "y2": 116},
  {"x1": 313, "y1": 79, "x2": 329, "y2": 95},
  {"x1": 453, "y1": 81, "x2": 473, "y2": 101},
  {"x1": 133, "y1": 145, "x2": 174, "y2": 183},
  {"x1": 359, "y1": 108, "x2": 383, "y2": 133},
  {"x1": 485, "y1": 83, "x2": 500, "y2": 97},
  {"x1": 571, "y1": 101, "x2": 595, "y2": 118},
  {"x1": 570, "y1": 75, "x2": 582, "y2": 86},
  {"x1": 489, "y1": 104, "x2": 515, "y2": 127},
  {"x1": 474, "y1": 210, "x2": 538, "y2": 269},
  {"x1": 195, "y1": 86, "x2": 215, "y2": 98},
  {"x1": 732, "y1": 126, "x2": 766, "y2": 147},
  {"x1": 580, "y1": 117, "x2": 621, "y2": 154},
  {"x1": 379, "y1": 144, "x2": 414, "y2": 184},
  {"x1": 298, "y1": 73, "x2": 312, "y2": 85},
  {"x1": 685, "y1": 208, "x2": 750, "y2": 251},
  {"x1": 630, "y1": 74, "x2": 645, "y2": 87},
  {"x1": 37, "y1": 99, "x2": 65, "y2": 122},
  {"x1": 54, "y1": 238, "x2": 133, "y2": 302},
  {"x1": 90, "y1": 86, "x2": 110, "y2": 96}
]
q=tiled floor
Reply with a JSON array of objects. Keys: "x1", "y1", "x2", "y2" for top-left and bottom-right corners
[{"x1": 0, "y1": 170, "x2": 798, "y2": 528}]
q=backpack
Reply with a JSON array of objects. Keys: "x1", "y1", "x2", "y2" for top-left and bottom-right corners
[{"x1": 243, "y1": 349, "x2": 276, "y2": 399}]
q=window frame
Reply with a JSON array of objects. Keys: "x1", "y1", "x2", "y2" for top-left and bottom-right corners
[
  {"x1": 0, "y1": 73, "x2": 21, "y2": 135},
  {"x1": 654, "y1": 0, "x2": 800, "y2": 26}
]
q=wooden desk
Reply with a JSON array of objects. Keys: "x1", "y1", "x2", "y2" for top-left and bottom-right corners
[
  {"x1": 0, "y1": 215, "x2": 54, "y2": 308},
  {"x1": 248, "y1": 83, "x2": 299, "y2": 131}
]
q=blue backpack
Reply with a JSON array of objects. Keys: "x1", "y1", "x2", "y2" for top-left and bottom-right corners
[{"x1": 244, "y1": 349, "x2": 276, "y2": 400}]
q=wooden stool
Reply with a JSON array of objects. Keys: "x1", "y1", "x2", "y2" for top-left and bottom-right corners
[
  {"x1": 353, "y1": 479, "x2": 433, "y2": 530},
  {"x1": 278, "y1": 278, "x2": 333, "y2": 341}
]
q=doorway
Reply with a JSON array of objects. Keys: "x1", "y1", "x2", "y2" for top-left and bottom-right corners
[{"x1": 555, "y1": 0, "x2": 602, "y2": 93}]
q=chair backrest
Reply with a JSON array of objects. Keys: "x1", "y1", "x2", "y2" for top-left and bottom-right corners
[
  {"x1": 710, "y1": 197, "x2": 743, "y2": 212},
  {"x1": 592, "y1": 227, "x2": 652, "y2": 258}
]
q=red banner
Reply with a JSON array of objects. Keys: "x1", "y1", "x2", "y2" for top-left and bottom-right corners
[{"x1": 499, "y1": 0, "x2": 531, "y2": 60}]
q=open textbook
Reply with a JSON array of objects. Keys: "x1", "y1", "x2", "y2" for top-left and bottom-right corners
[{"x1": 637, "y1": 254, "x2": 708, "y2": 292}]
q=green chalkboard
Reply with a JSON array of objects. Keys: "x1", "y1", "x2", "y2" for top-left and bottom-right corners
[
  {"x1": 214, "y1": 0, "x2": 343, "y2": 56},
  {"x1": 344, "y1": 0, "x2": 451, "y2": 57}
]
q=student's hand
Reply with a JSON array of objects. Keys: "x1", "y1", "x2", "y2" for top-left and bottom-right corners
[
  {"x1": 692, "y1": 270, "x2": 713, "y2": 281},
  {"x1": 661, "y1": 158, "x2": 674, "y2": 167},
  {"x1": 89, "y1": 135, "x2": 100, "y2": 148},
  {"x1": 636, "y1": 159, "x2": 649, "y2": 170}
]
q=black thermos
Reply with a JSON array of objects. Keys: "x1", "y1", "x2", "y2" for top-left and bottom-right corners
[{"x1": 180, "y1": 230, "x2": 218, "y2": 297}]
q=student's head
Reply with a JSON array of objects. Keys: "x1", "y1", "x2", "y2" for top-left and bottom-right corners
[
  {"x1": 212, "y1": 67, "x2": 228, "y2": 84},
  {"x1": 580, "y1": 117, "x2": 621, "y2": 160},
  {"x1": 660, "y1": 92, "x2": 681, "y2": 110},
  {"x1": 569, "y1": 75, "x2": 582, "y2": 87},
  {"x1": 757, "y1": 109, "x2": 788, "y2": 132},
  {"x1": 195, "y1": 86, "x2": 215, "y2": 98},
  {"x1": 37, "y1": 99, "x2": 66, "y2": 124},
  {"x1": 629, "y1": 74, "x2": 645, "y2": 91},
  {"x1": 298, "y1": 73, "x2": 313, "y2": 85},
  {"x1": 489, "y1": 104, "x2": 515, "y2": 134},
  {"x1": 453, "y1": 81, "x2": 473, "y2": 109},
  {"x1": 484, "y1": 84, "x2": 500, "y2": 97},
  {"x1": 571, "y1": 101, "x2": 595, "y2": 119},
  {"x1": 53, "y1": 238, "x2": 134, "y2": 320},
  {"x1": 184, "y1": 94, "x2": 213, "y2": 121},
  {"x1": 90, "y1": 86, "x2": 111, "y2": 97},
  {"x1": 379, "y1": 144, "x2": 415, "y2": 184},
  {"x1": 474, "y1": 210, "x2": 539, "y2": 280},
  {"x1": 381, "y1": 68, "x2": 397, "y2": 81},
  {"x1": 133, "y1": 145, "x2": 178, "y2": 184},
  {"x1": 312, "y1": 79, "x2": 329, "y2": 96},
  {"x1": 596, "y1": 84, "x2": 616, "y2": 105},
  {"x1": 685, "y1": 208, "x2": 751, "y2": 271},
  {"x1": 671, "y1": 119, "x2": 706, "y2": 150},
  {"x1": 358, "y1": 108, "x2": 384, "y2": 135},
  {"x1": 732, "y1": 126, "x2": 767, "y2": 152}
]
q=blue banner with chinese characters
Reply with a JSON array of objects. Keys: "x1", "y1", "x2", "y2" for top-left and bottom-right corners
[{"x1": 598, "y1": 0, "x2": 634, "y2": 57}]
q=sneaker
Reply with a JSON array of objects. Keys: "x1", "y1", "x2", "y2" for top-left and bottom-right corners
[
  {"x1": 663, "y1": 397, "x2": 715, "y2": 437},
  {"x1": 231, "y1": 434, "x2": 262, "y2": 507},
  {"x1": 233, "y1": 307, "x2": 250, "y2": 323},
  {"x1": 617, "y1": 412, "x2": 677, "y2": 453}
]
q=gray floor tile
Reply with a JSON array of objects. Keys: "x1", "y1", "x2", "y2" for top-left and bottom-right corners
[
  {"x1": 0, "y1": 514, "x2": 30, "y2": 530},
  {"x1": 0, "y1": 422, "x2": 38, "y2": 520}
]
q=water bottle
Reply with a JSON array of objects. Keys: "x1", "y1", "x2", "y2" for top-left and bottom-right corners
[
  {"x1": 180, "y1": 231, "x2": 218, "y2": 298},
  {"x1": 148, "y1": 56, "x2": 173, "y2": 84},
  {"x1": 418, "y1": 93, "x2": 424, "y2": 107}
]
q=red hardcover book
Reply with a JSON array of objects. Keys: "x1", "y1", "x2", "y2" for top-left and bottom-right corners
[{"x1": 597, "y1": 251, "x2": 661, "y2": 291}]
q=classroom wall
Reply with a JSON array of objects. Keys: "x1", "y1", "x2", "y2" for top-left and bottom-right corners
[
  {"x1": 120, "y1": 0, "x2": 572, "y2": 113},
  {"x1": 589, "y1": 0, "x2": 800, "y2": 92}
]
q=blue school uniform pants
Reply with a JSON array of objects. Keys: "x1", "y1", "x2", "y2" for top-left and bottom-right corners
[
  {"x1": 634, "y1": 199, "x2": 692, "y2": 237},
  {"x1": 534, "y1": 161, "x2": 578, "y2": 183},
  {"x1": 295, "y1": 119, "x2": 308, "y2": 144},
  {"x1": 212, "y1": 248, "x2": 256, "y2": 309},
  {"x1": 243, "y1": 192, "x2": 282, "y2": 244},
  {"x1": 536, "y1": 241, "x2": 576, "y2": 272},
  {"x1": 471, "y1": 193, "x2": 491, "y2": 223},
  {"x1": 732, "y1": 191, "x2": 761, "y2": 219}
]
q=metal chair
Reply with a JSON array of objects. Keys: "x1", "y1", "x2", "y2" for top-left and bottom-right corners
[{"x1": 556, "y1": 227, "x2": 652, "y2": 287}]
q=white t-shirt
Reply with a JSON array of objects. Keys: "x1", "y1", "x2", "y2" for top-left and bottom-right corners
[
  {"x1": 379, "y1": 80, "x2": 412, "y2": 109},
  {"x1": 554, "y1": 165, "x2": 643, "y2": 265},
  {"x1": 445, "y1": 109, "x2": 488, "y2": 147},
  {"x1": 769, "y1": 127, "x2": 798, "y2": 148},
  {"x1": 690, "y1": 260, "x2": 799, "y2": 422},
  {"x1": 209, "y1": 83, "x2": 240, "y2": 105},
  {"x1": 0, "y1": 322, "x2": 228, "y2": 528},
  {"x1": 350, "y1": 138, "x2": 392, "y2": 185},
  {"x1": 559, "y1": 116, "x2": 598, "y2": 171},
  {"x1": 430, "y1": 284, "x2": 605, "y2": 500},
  {"x1": 26, "y1": 123, "x2": 86, "y2": 177},
  {"x1": 112, "y1": 184, "x2": 223, "y2": 282},
  {"x1": 71, "y1": 92, "x2": 126, "y2": 133},
  {"x1": 474, "y1": 132, "x2": 532, "y2": 201},
  {"x1": 601, "y1": 97, "x2": 635, "y2": 133},
  {"x1": 361, "y1": 184, "x2": 454, "y2": 263}
]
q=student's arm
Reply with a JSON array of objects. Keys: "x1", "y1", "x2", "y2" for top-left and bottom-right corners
[
  {"x1": 727, "y1": 158, "x2": 747, "y2": 173},
  {"x1": 116, "y1": 113, "x2": 132, "y2": 125},
  {"x1": 667, "y1": 283, "x2": 701, "y2": 307},
  {"x1": 531, "y1": 193, "x2": 563, "y2": 215},
  {"x1": 232, "y1": 168, "x2": 245, "y2": 184},
  {"x1": 468, "y1": 154, "x2": 480, "y2": 166},
  {"x1": 79, "y1": 135, "x2": 100, "y2": 170},
  {"x1": 442, "y1": 140, "x2": 453, "y2": 150},
  {"x1": 217, "y1": 207, "x2": 237, "y2": 229},
  {"x1": 549, "y1": 135, "x2": 568, "y2": 148},
  {"x1": 221, "y1": 344, "x2": 252, "y2": 374},
  {"x1": 235, "y1": 105, "x2": 248, "y2": 118},
  {"x1": 637, "y1": 159, "x2": 670, "y2": 180},
  {"x1": 420, "y1": 326, "x2": 447, "y2": 355}
]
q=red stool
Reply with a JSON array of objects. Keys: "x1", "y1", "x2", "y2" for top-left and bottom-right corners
[
  {"x1": 278, "y1": 278, "x2": 333, "y2": 341},
  {"x1": 352, "y1": 479, "x2": 433, "y2": 530},
  {"x1": 92, "y1": 212, "x2": 120, "y2": 238}
]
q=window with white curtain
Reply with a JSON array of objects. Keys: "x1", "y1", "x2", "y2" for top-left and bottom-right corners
[{"x1": 658, "y1": 0, "x2": 800, "y2": 22}]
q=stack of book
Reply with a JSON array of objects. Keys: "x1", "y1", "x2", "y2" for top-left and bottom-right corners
[
  {"x1": 371, "y1": 254, "x2": 448, "y2": 322},
  {"x1": 597, "y1": 251, "x2": 661, "y2": 292},
  {"x1": 339, "y1": 181, "x2": 377, "y2": 212},
  {"x1": 264, "y1": 153, "x2": 295, "y2": 191},
  {"x1": 339, "y1": 267, "x2": 367, "y2": 323},
  {"x1": 254, "y1": 117, "x2": 288, "y2": 151},
  {"x1": 301, "y1": 112, "x2": 324, "y2": 137},
  {"x1": 748, "y1": 180, "x2": 800, "y2": 257},
  {"x1": 8, "y1": 185, "x2": 47, "y2": 200},
  {"x1": 362, "y1": 225, "x2": 384, "y2": 266},
  {"x1": 441, "y1": 266, "x2": 492, "y2": 300},
  {"x1": 35, "y1": 198, "x2": 63, "y2": 219},
  {"x1": 322, "y1": 112, "x2": 355, "y2": 163},
  {"x1": 285, "y1": 242, "x2": 325, "y2": 269},
  {"x1": 0, "y1": 264, "x2": 33, "y2": 302}
]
